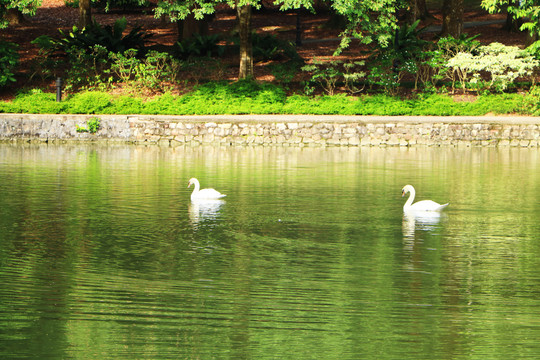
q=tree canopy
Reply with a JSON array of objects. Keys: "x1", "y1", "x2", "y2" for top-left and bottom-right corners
[
  {"x1": 482, "y1": 0, "x2": 540, "y2": 40},
  {"x1": 0, "y1": 0, "x2": 41, "y2": 28},
  {"x1": 332, "y1": 0, "x2": 405, "y2": 53}
]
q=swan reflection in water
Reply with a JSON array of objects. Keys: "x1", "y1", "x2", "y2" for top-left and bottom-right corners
[
  {"x1": 402, "y1": 210, "x2": 444, "y2": 241},
  {"x1": 188, "y1": 199, "x2": 225, "y2": 228}
]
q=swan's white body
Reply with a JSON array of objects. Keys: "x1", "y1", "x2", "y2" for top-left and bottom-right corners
[
  {"x1": 188, "y1": 178, "x2": 226, "y2": 201},
  {"x1": 402, "y1": 184, "x2": 448, "y2": 212}
]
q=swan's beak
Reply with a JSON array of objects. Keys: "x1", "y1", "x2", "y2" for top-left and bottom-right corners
[
  {"x1": 187, "y1": 181, "x2": 192, "y2": 188},
  {"x1": 401, "y1": 190, "x2": 405, "y2": 197}
]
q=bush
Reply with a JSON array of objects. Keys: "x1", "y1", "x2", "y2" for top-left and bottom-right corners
[
  {"x1": 109, "y1": 50, "x2": 180, "y2": 91},
  {"x1": 447, "y1": 42, "x2": 539, "y2": 92},
  {"x1": 367, "y1": 20, "x2": 428, "y2": 94},
  {"x1": 31, "y1": 18, "x2": 152, "y2": 89},
  {"x1": 416, "y1": 34, "x2": 481, "y2": 91},
  {"x1": 64, "y1": 45, "x2": 112, "y2": 90},
  {"x1": 251, "y1": 33, "x2": 300, "y2": 61},
  {"x1": 302, "y1": 59, "x2": 365, "y2": 95},
  {"x1": 66, "y1": 91, "x2": 113, "y2": 114},
  {"x1": 0, "y1": 88, "x2": 536, "y2": 116},
  {"x1": 0, "y1": 90, "x2": 65, "y2": 113},
  {"x1": 175, "y1": 34, "x2": 224, "y2": 59},
  {"x1": 76, "y1": 116, "x2": 101, "y2": 133},
  {"x1": 268, "y1": 60, "x2": 303, "y2": 85},
  {"x1": 0, "y1": 41, "x2": 19, "y2": 87},
  {"x1": 437, "y1": 33, "x2": 481, "y2": 58},
  {"x1": 57, "y1": 17, "x2": 151, "y2": 55},
  {"x1": 179, "y1": 57, "x2": 227, "y2": 84}
]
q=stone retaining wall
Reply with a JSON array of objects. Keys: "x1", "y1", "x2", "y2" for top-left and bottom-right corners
[{"x1": 1, "y1": 114, "x2": 540, "y2": 147}]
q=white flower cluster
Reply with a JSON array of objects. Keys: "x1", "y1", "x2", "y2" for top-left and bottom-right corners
[{"x1": 446, "y1": 42, "x2": 539, "y2": 92}]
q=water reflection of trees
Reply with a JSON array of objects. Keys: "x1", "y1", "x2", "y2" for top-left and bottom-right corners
[{"x1": 1, "y1": 144, "x2": 540, "y2": 358}]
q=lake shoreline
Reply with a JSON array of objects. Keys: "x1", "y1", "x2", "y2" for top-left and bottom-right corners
[{"x1": 1, "y1": 114, "x2": 540, "y2": 147}]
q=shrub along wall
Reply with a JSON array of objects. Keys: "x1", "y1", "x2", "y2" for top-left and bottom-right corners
[{"x1": 1, "y1": 114, "x2": 539, "y2": 147}]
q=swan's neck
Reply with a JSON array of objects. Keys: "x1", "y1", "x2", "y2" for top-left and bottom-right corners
[
  {"x1": 404, "y1": 188, "x2": 415, "y2": 210},
  {"x1": 191, "y1": 180, "x2": 200, "y2": 195}
]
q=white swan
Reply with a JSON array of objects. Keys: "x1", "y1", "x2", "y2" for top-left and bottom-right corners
[
  {"x1": 402, "y1": 184, "x2": 448, "y2": 212},
  {"x1": 188, "y1": 178, "x2": 226, "y2": 201}
]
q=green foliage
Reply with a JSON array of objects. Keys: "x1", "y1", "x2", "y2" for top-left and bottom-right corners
[
  {"x1": 87, "y1": 117, "x2": 101, "y2": 132},
  {"x1": 33, "y1": 29, "x2": 176, "y2": 91},
  {"x1": 367, "y1": 20, "x2": 427, "y2": 93},
  {"x1": 0, "y1": 0, "x2": 40, "y2": 29},
  {"x1": 302, "y1": 59, "x2": 365, "y2": 95},
  {"x1": 31, "y1": 18, "x2": 152, "y2": 89},
  {"x1": 302, "y1": 59, "x2": 343, "y2": 96},
  {"x1": 331, "y1": 0, "x2": 403, "y2": 54},
  {"x1": 64, "y1": 45, "x2": 113, "y2": 90},
  {"x1": 268, "y1": 60, "x2": 303, "y2": 85},
  {"x1": 110, "y1": 50, "x2": 180, "y2": 91},
  {"x1": 93, "y1": 0, "x2": 149, "y2": 12},
  {"x1": 133, "y1": 51, "x2": 180, "y2": 90},
  {"x1": 109, "y1": 49, "x2": 140, "y2": 83},
  {"x1": 110, "y1": 95, "x2": 144, "y2": 114},
  {"x1": 2, "y1": 86, "x2": 535, "y2": 116},
  {"x1": 446, "y1": 42, "x2": 539, "y2": 92},
  {"x1": 175, "y1": 33, "x2": 224, "y2": 59},
  {"x1": 179, "y1": 57, "x2": 226, "y2": 84},
  {"x1": 154, "y1": 0, "x2": 218, "y2": 22},
  {"x1": 57, "y1": 17, "x2": 151, "y2": 55},
  {"x1": 342, "y1": 61, "x2": 366, "y2": 94},
  {"x1": 416, "y1": 33, "x2": 481, "y2": 91},
  {"x1": 436, "y1": 33, "x2": 481, "y2": 58},
  {"x1": 482, "y1": 0, "x2": 540, "y2": 40},
  {"x1": 64, "y1": 0, "x2": 78, "y2": 8},
  {"x1": 30, "y1": 35, "x2": 60, "y2": 81},
  {"x1": 183, "y1": 80, "x2": 287, "y2": 113},
  {"x1": 0, "y1": 41, "x2": 19, "y2": 87},
  {"x1": 249, "y1": 33, "x2": 300, "y2": 62},
  {"x1": 0, "y1": 89, "x2": 65, "y2": 113},
  {"x1": 76, "y1": 117, "x2": 101, "y2": 133},
  {"x1": 67, "y1": 91, "x2": 113, "y2": 114}
]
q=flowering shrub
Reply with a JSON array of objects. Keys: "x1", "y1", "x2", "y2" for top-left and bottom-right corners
[{"x1": 446, "y1": 42, "x2": 539, "y2": 92}]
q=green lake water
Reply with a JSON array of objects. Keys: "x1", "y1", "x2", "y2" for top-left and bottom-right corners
[{"x1": 1, "y1": 143, "x2": 539, "y2": 359}]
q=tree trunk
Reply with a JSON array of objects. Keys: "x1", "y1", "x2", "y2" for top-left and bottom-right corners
[
  {"x1": 79, "y1": 0, "x2": 92, "y2": 28},
  {"x1": 441, "y1": 0, "x2": 463, "y2": 38},
  {"x1": 6, "y1": 8, "x2": 25, "y2": 25},
  {"x1": 177, "y1": 13, "x2": 210, "y2": 41},
  {"x1": 407, "y1": 0, "x2": 430, "y2": 24},
  {"x1": 236, "y1": 4, "x2": 253, "y2": 80},
  {"x1": 503, "y1": 1, "x2": 522, "y2": 33}
]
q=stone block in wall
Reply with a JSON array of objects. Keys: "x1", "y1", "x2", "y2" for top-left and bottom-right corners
[
  {"x1": 387, "y1": 135, "x2": 400, "y2": 146},
  {"x1": 327, "y1": 137, "x2": 341, "y2": 145},
  {"x1": 348, "y1": 136, "x2": 360, "y2": 145},
  {"x1": 287, "y1": 122, "x2": 299, "y2": 130},
  {"x1": 360, "y1": 137, "x2": 370, "y2": 146},
  {"x1": 202, "y1": 134, "x2": 215, "y2": 143}
]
